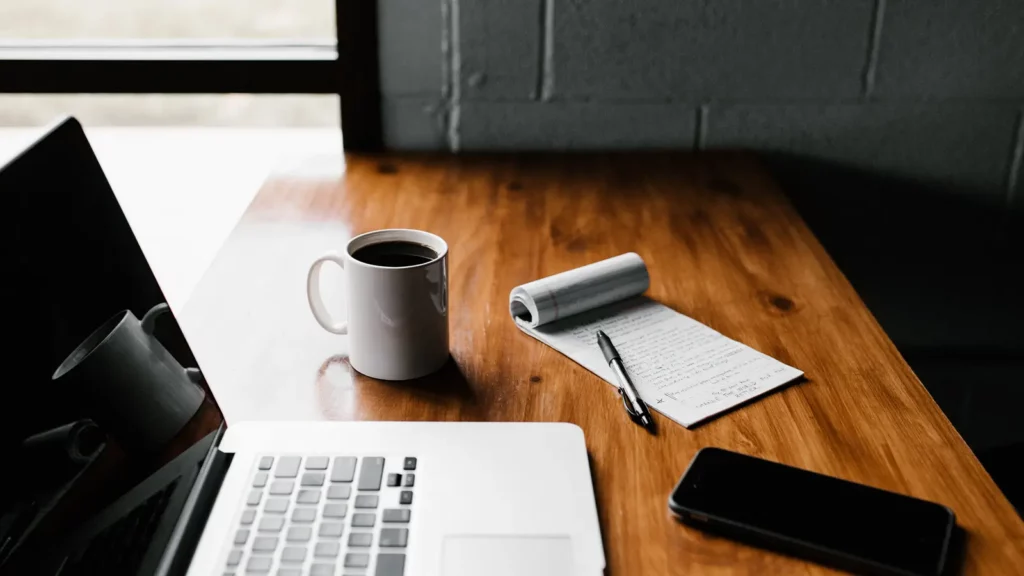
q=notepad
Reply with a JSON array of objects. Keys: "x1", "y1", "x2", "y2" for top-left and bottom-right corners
[{"x1": 509, "y1": 253, "x2": 804, "y2": 428}]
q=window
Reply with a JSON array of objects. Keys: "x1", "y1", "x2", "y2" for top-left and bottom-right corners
[
  {"x1": 0, "y1": 94, "x2": 339, "y2": 128},
  {"x1": 0, "y1": 0, "x2": 380, "y2": 147},
  {"x1": 0, "y1": 0, "x2": 335, "y2": 41},
  {"x1": 0, "y1": 0, "x2": 342, "y2": 93}
]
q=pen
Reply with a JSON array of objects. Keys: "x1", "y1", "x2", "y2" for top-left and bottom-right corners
[{"x1": 596, "y1": 330, "x2": 655, "y2": 432}]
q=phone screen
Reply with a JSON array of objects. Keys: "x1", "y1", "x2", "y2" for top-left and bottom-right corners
[{"x1": 671, "y1": 448, "x2": 955, "y2": 575}]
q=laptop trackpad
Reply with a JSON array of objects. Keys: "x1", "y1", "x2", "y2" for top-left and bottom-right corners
[{"x1": 441, "y1": 535, "x2": 573, "y2": 576}]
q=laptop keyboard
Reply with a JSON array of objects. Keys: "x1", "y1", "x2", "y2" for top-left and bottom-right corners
[{"x1": 224, "y1": 455, "x2": 416, "y2": 576}]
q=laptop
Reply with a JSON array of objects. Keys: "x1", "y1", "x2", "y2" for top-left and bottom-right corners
[{"x1": 1, "y1": 118, "x2": 605, "y2": 576}]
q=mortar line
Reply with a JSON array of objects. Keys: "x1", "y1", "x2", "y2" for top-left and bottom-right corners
[
  {"x1": 538, "y1": 0, "x2": 555, "y2": 101},
  {"x1": 446, "y1": 0, "x2": 462, "y2": 151},
  {"x1": 862, "y1": 0, "x2": 886, "y2": 98},
  {"x1": 695, "y1": 104, "x2": 709, "y2": 150},
  {"x1": 1005, "y1": 110, "x2": 1024, "y2": 209},
  {"x1": 440, "y1": 0, "x2": 451, "y2": 100}
]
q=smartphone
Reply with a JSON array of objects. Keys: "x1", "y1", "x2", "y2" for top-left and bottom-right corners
[{"x1": 668, "y1": 448, "x2": 956, "y2": 576}]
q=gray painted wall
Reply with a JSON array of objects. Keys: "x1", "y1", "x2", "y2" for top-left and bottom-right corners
[{"x1": 377, "y1": 0, "x2": 1024, "y2": 206}]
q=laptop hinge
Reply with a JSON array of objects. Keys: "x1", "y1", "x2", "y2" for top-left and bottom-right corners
[{"x1": 153, "y1": 423, "x2": 233, "y2": 576}]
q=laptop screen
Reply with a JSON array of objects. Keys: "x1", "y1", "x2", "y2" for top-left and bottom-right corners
[{"x1": 0, "y1": 118, "x2": 223, "y2": 564}]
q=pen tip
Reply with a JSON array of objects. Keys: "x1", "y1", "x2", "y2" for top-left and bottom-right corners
[
  {"x1": 596, "y1": 330, "x2": 607, "y2": 338},
  {"x1": 640, "y1": 415, "x2": 656, "y2": 433}
]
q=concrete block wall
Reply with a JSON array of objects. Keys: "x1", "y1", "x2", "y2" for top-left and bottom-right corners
[{"x1": 378, "y1": 0, "x2": 1024, "y2": 204}]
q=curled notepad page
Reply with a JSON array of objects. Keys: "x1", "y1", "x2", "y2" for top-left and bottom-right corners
[
  {"x1": 509, "y1": 252, "x2": 803, "y2": 428},
  {"x1": 509, "y1": 253, "x2": 650, "y2": 328}
]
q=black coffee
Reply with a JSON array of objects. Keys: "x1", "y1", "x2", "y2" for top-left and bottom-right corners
[{"x1": 352, "y1": 240, "x2": 438, "y2": 267}]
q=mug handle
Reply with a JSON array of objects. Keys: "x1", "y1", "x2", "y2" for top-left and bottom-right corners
[
  {"x1": 141, "y1": 303, "x2": 170, "y2": 335},
  {"x1": 307, "y1": 253, "x2": 348, "y2": 335},
  {"x1": 141, "y1": 302, "x2": 208, "y2": 389}
]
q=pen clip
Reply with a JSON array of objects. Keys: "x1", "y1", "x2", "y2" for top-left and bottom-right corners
[{"x1": 618, "y1": 387, "x2": 639, "y2": 418}]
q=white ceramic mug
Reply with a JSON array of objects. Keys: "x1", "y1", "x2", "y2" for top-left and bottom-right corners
[{"x1": 307, "y1": 229, "x2": 449, "y2": 381}]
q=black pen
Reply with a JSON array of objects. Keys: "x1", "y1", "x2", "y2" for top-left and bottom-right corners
[{"x1": 596, "y1": 330, "x2": 655, "y2": 432}]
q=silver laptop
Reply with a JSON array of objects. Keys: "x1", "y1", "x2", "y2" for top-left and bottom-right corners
[{"x1": 1, "y1": 118, "x2": 605, "y2": 576}]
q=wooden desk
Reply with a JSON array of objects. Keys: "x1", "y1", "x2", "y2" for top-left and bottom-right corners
[{"x1": 182, "y1": 153, "x2": 1024, "y2": 574}]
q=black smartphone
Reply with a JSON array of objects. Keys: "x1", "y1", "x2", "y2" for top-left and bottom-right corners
[{"x1": 668, "y1": 447, "x2": 956, "y2": 576}]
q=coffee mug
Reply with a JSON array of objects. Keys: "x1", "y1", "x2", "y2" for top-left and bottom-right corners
[
  {"x1": 307, "y1": 229, "x2": 449, "y2": 381},
  {"x1": 52, "y1": 303, "x2": 206, "y2": 454}
]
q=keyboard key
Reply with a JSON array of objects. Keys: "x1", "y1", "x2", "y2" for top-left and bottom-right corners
[
  {"x1": 275, "y1": 457, "x2": 301, "y2": 478},
  {"x1": 280, "y1": 546, "x2": 306, "y2": 563},
  {"x1": 319, "y1": 522, "x2": 344, "y2": 538},
  {"x1": 382, "y1": 509, "x2": 411, "y2": 523},
  {"x1": 226, "y1": 549, "x2": 243, "y2": 566},
  {"x1": 376, "y1": 553, "x2": 406, "y2": 576},
  {"x1": 258, "y1": 456, "x2": 274, "y2": 470},
  {"x1": 269, "y1": 480, "x2": 294, "y2": 495},
  {"x1": 314, "y1": 541, "x2": 340, "y2": 558},
  {"x1": 246, "y1": 556, "x2": 272, "y2": 573},
  {"x1": 351, "y1": 513, "x2": 375, "y2": 527},
  {"x1": 327, "y1": 485, "x2": 352, "y2": 500},
  {"x1": 246, "y1": 490, "x2": 262, "y2": 506},
  {"x1": 348, "y1": 532, "x2": 373, "y2": 547},
  {"x1": 344, "y1": 553, "x2": 370, "y2": 568},
  {"x1": 301, "y1": 472, "x2": 325, "y2": 487},
  {"x1": 306, "y1": 457, "x2": 329, "y2": 470},
  {"x1": 323, "y1": 503, "x2": 348, "y2": 518},
  {"x1": 291, "y1": 508, "x2": 316, "y2": 523},
  {"x1": 310, "y1": 564, "x2": 335, "y2": 576},
  {"x1": 399, "y1": 491, "x2": 413, "y2": 505},
  {"x1": 258, "y1": 516, "x2": 285, "y2": 532},
  {"x1": 264, "y1": 498, "x2": 289, "y2": 514},
  {"x1": 297, "y1": 489, "x2": 321, "y2": 504},
  {"x1": 286, "y1": 526, "x2": 312, "y2": 542},
  {"x1": 354, "y1": 495, "x2": 379, "y2": 509},
  {"x1": 277, "y1": 570, "x2": 301, "y2": 576},
  {"x1": 357, "y1": 457, "x2": 385, "y2": 491},
  {"x1": 380, "y1": 528, "x2": 408, "y2": 547},
  {"x1": 240, "y1": 509, "x2": 257, "y2": 525},
  {"x1": 252, "y1": 536, "x2": 278, "y2": 553},
  {"x1": 403, "y1": 474, "x2": 415, "y2": 488},
  {"x1": 234, "y1": 529, "x2": 250, "y2": 545},
  {"x1": 252, "y1": 472, "x2": 268, "y2": 488},
  {"x1": 330, "y1": 457, "x2": 357, "y2": 482},
  {"x1": 387, "y1": 473, "x2": 401, "y2": 487},
  {"x1": 403, "y1": 457, "x2": 417, "y2": 471}
]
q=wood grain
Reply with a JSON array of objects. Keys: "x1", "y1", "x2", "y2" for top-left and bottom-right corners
[{"x1": 182, "y1": 153, "x2": 1024, "y2": 574}]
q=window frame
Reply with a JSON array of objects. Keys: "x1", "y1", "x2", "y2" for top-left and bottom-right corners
[{"x1": 0, "y1": 0, "x2": 382, "y2": 150}]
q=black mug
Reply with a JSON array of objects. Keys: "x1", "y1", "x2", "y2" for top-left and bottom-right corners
[{"x1": 52, "y1": 303, "x2": 205, "y2": 453}]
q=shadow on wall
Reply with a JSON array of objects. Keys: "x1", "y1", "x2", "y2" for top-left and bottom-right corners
[{"x1": 764, "y1": 154, "x2": 1024, "y2": 512}]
